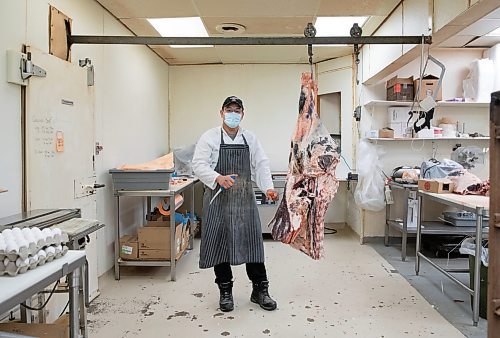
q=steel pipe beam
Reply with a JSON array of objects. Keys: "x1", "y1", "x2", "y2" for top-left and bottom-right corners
[{"x1": 69, "y1": 35, "x2": 431, "y2": 46}]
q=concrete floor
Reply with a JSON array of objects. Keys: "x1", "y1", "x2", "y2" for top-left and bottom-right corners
[
  {"x1": 88, "y1": 227, "x2": 465, "y2": 338},
  {"x1": 369, "y1": 238, "x2": 487, "y2": 338}
]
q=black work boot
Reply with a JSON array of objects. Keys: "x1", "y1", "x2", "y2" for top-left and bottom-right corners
[
  {"x1": 251, "y1": 281, "x2": 277, "y2": 311},
  {"x1": 217, "y1": 281, "x2": 234, "y2": 312}
]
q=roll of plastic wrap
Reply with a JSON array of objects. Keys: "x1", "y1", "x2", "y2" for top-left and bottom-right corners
[
  {"x1": 463, "y1": 58, "x2": 495, "y2": 102},
  {"x1": 487, "y1": 43, "x2": 500, "y2": 92}
]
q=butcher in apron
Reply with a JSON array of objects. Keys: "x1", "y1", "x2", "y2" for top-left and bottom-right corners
[{"x1": 192, "y1": 96, "x2": 279, "y2": 312}]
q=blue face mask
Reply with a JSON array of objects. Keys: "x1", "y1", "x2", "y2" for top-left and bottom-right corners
[{"x1": 224, "y1": 112, "x2": 241, "y2": 128}]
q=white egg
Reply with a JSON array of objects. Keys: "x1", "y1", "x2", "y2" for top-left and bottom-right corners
[
  {"x1": 52, "y1": 228, "x2": 62, "y2": 236},
  {"x1": 5, "y1": 240, "x2": 19, "y2": 253},
  {"x1": 46, "y1": 246, "x2": 56, "y2": 255},
  {"x1": 3, "y1": 257, "x2": 10, "y2": 266},
  {"x1": 37, "y1": 249, "x2": 46, "y2": 258}
]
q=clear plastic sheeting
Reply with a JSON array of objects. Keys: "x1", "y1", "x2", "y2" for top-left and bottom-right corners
[
  {"x1": 173, "y1": 144, "x2": 196, "y2": 176},
  {"x1": 460, "y1": 237, "x2": 489, "y2": 267},
  {"x1": 354, "y1": 140, "x2": 386, "y2": 211}
]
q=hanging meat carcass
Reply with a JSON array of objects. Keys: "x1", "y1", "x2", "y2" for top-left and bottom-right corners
[{"x1": 269, "y1": 72, "x2": 340, "y2": 259}]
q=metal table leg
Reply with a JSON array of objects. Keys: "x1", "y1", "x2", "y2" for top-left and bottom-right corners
[
  {"x1": 401, "y1": 189, "x2": 410, "y2": 261},
  {"x1": 69, "y1": 267, "x2": 80, "y2": 338},
  {"x1": 384, "y1": 203, "x2": 390, "y2": 246},
  {"x1": 472, "y1": 207, "x2": 484, "y2": 326},
  {"x1": 114, "y1": 195, "x2": 120, "y2": 280},
  {"x1": 415, "y1": 194, "x2": 423, "y2": 275},
  {"x1": 79, "y1": 263, "x2": 88, "y2": 337},
  {"x1": 189, "y1": 184, "x2": 194, "y2": 250},
  {"x1": 170, "y1": 193, "x2": 176, "y2": 281}
]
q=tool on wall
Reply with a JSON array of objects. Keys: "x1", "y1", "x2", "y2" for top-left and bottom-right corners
[{"x1": 411, "y1": 55, "x2": 446, "y2": 133}]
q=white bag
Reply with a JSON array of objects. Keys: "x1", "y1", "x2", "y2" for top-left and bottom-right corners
[{"x1": 354, "y1": 141, "x2": 386, "y2": 211}]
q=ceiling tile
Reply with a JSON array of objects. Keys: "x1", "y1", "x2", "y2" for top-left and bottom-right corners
[
  {"x1": 458, "y1": 19, "x2": 500, "y2": 36},
  {"x1": 193, "y1": 0, "x2": 321, "y2": 17},
  {"x1": 151, "y1": 45, "x2": 222, "y2": 65},
  {"x1": 317, "y1": 0, "x2": 400, "y2": 16},
  {"x1": 439, "y1": 35, "x2": 475, "y2": 47},
  {"x1": 483, "y1": 7, "x2": 500, "y2": 19},
  {"x1": 96, "y1": 0, "x2": 198, "y2": 19},
  {"x1": 203, "y1": 17, "x2": 313, "y2": 36},
  {"x1": 120, "y1": 18, "x2": 161, "y2": 36},
  {"x1": 466, "y1": 35, "x2": 500, "y2": 47}
]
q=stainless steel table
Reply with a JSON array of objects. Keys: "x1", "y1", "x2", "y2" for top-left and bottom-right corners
[
  {"x1": 415, "y1": 191, "x2": 489, "y2": 326},
  {"x1": 385, "y1": 182, "x2": 418, "y2": 261},
  {"x1": 0, "y1": 251, "x2": 87, "y2": 338},
  {"x1": 114, "y1": 178, "x2": 198, "y2": 281}
]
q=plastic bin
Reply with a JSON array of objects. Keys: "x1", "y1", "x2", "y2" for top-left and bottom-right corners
[{"x1": 109, "y1": 169, "x2": 173, "y2": 191}]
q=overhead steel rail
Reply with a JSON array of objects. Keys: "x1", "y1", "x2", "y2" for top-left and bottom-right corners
[{"x1": 68, "y1": 35, "x2": 432, "y2": 46}]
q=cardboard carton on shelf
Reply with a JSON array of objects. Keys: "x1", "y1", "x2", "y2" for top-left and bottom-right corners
[
  {"x1": 418, "y1": 178, "x2": 454, "y2": 194},
  {"x1": 119, "y1": 235, "x2": 139, "y2": 260},
  {"x1": 138, "y1": 221, "x2": 185, "y2": 260},
  {"x1": 0, "y1": 322, "x2": 68, "y2": 338},
  {"x1": 414, "y1": 75, "x2": 442, "y2": 101},
  {"x1": 386, "y1": 76, "x2": 414, "y2": 101},
  {"x1": 379, "y1": 128, "x2": 395, "y2": 138}
]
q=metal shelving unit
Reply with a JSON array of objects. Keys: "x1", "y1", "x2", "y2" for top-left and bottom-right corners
[
  {"x1": 113, "y1": 178, "x2": 198, "y2": 281},
  {"x1": 364, "y1": 100, "x2": 490, "y2": 109}
]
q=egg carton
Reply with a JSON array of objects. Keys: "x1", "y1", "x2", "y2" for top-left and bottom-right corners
[
  {"x1": 0, "y1": 244, "x2": 69, "y2": 276},
  {"x1": 0, "y1": 227, "x2": 69, "y2": 260}
]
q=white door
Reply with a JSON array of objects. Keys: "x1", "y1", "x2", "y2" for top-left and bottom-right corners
[{"x1": 25, "y1": 47, "x2": 100, "y2": 311}]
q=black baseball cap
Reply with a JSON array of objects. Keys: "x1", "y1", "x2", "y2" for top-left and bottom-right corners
[{"x1": 222, "y1": 96, "x2": 243, "y2": 109}]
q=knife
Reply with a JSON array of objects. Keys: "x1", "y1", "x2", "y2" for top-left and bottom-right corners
[{"x1": 209, "y1": 175, "x2": 237, "y2": 205}]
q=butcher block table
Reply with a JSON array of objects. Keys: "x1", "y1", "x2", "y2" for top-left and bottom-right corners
[{"x1": 415, "y1": 191, "x2": 489, "y2": 326}]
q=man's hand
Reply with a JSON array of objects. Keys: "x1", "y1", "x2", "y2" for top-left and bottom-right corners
[
  {"x1": 266, "y1": 189, "x2": 279, "y2": 202},
  {"x1": 216, "y1": 174, "x2": 237, "y2": 190}
]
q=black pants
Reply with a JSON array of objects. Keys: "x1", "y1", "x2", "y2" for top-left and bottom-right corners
[{"x1": 214, "y1": 262, "x2": 267, "y2": 284}]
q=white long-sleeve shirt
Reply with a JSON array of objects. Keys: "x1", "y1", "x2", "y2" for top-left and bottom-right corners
[{"x1": 192, "y1": 126, "x2": 274, "y2": 192}]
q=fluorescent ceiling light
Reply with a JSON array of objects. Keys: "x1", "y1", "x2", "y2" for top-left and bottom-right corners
[
  {"x1": 147, "y1": 17, "x2": 213, "y2": 48},
  {"x1": 486, "y1": 26, "x2": 500, "y2": 36},
  {"x1": 315, "y1": 16, "x2": 368, "y2": 37}
]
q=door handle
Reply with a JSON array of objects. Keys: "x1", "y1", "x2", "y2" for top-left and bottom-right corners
[{"x1": 93, "y1": 183, "x2": 105, "y2": 189}]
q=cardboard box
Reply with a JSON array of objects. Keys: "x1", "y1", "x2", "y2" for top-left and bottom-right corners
[
  {"x1": 389, "y1": 122, "x2": 405, "y2": 138},
  {"x1": 379, "y1": 128, "x2": 395, "y2": 138},
  {"x1": 138, "y1": 223, "x2": 184, "y2": 260},
  {"x1": 0, "y1": 323, "x2": 68, "y2": 338},
  {"x1": 386, "y1": 76, "x2": 414, "y2": 101},
  {"x1": 120, "y1": 235, "x2": 139, "y2": 260},
  {"x1": 414, "y1": 75, "x2": 442, "y2": 101},
  {"x1": 418, "y1": 178, "x2": 454, "y2": 194},
  {"x1": 388, "y1": 106, "x2": 411, "y2": 123}
]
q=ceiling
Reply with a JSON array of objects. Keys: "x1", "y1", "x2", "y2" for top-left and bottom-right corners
[{"x1": 95, "y1": 0, "x2": 500, "y2": 65}]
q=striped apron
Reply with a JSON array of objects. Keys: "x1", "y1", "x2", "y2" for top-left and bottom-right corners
[{"x1": 199, "y1": 130, "x2": 265, "y2": 269}]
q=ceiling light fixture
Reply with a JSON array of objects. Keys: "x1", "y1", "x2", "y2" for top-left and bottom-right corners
[
  {"x1": 315, "y1": 16, "x2": 368, "y2": 37},
  {"x1": 147, "y1": 17, "x2": 213, "y2": 48}
]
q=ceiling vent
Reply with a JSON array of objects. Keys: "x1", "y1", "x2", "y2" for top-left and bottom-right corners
[{"x1": 215, "y1": 23, "x2": 246, "y2": 35}]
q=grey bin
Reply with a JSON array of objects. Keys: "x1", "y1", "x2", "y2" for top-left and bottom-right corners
[{"x1": 109, "y1": 169, "x2": 173, "y2": 191}]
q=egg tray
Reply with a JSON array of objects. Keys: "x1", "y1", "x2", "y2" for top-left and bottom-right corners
[
  {"x1": 0, "y1": 228, "x2": 69, "y2": 260},
  {"x1": 0, "y1": 245, "x2": 69, "y2": 276}
]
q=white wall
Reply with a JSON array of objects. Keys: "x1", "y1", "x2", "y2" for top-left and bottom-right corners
[
  {"x1": 0, "y1": 0, "x2": 169, "y2": 275},
  {"x1": 0, "y1": 1, "x2": 26, "y2": 217}
]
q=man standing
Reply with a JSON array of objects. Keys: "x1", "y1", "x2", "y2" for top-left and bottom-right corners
[{"x1": 192, "y1": 96, "x2": 278, "y2": 312}]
